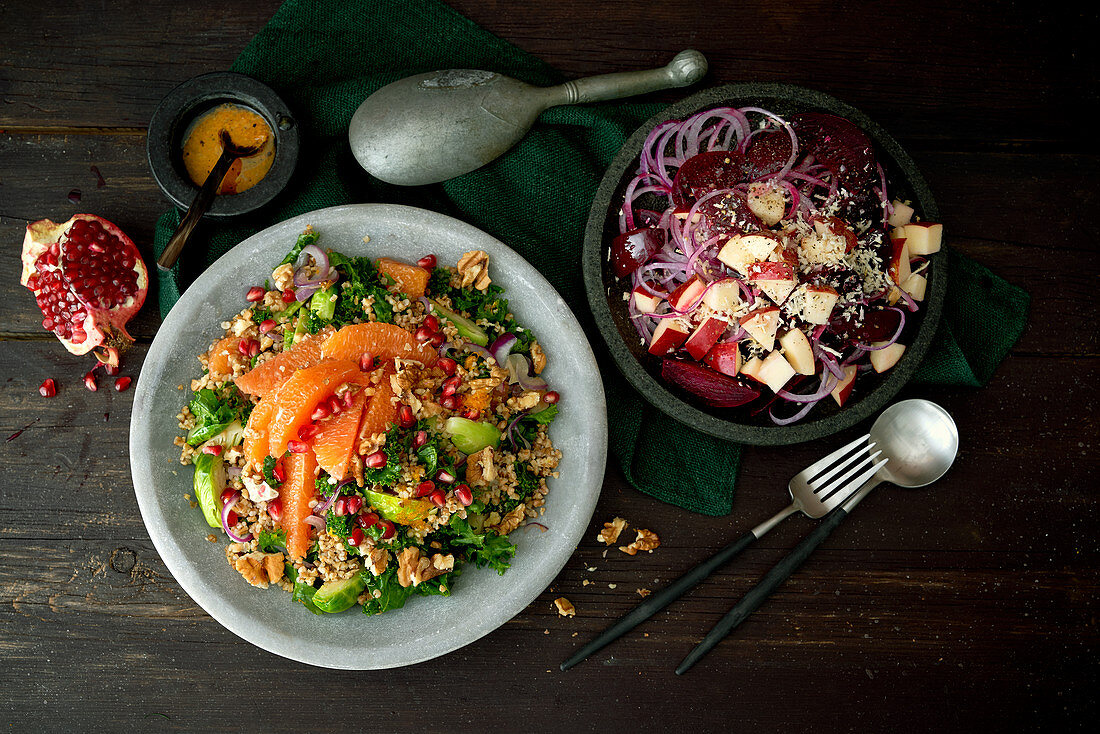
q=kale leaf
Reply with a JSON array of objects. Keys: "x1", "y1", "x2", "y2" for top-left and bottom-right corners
[
  {"x1": 186, "y1": 385, "x2": 253, "y2": 445},
  {"x1": 262, "y1": 455, "x2": 282, "y2": 487},
  {"x1": 285, "y1": 563, "x2": 324, "y2": 615},
  {"x1": 438, "y1": 516, "x2": 516, "y2": 575},
  {"x1": 257, "y1": 528, "x2": 287, "y2": 553},
  {"x1": 281, "y1": 230, "x2": 319, "y2": 266}
]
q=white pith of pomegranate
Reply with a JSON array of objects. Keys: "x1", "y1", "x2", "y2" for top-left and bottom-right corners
[{"x1": 20, "y1": 214, "x2": 148, "y2": 360}]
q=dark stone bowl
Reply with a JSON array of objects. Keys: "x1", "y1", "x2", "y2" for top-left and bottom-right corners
[
  {"x1": 147, "y1": 72, "x2": 299, "y2": 218},
  {"x1": 582, "y1": 83, "x2": 947, "y2": 446}
]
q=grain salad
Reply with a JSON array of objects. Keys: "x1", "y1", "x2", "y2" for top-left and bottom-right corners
[{"x1": 175, "y1": 228, "x2": 561, "y2": 615}]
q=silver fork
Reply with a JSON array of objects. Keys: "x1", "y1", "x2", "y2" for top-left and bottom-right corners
[{"x1": 561, "y1": 433, "x2": 887, "y2": 671}]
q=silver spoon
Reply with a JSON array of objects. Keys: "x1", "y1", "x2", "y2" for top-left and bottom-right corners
[
  {"x1": 349, "y1": 50, "x2": 707, "y2": 186},
  {"x1": 676, "y1": 398, "x2": 959, "y2": 674}
]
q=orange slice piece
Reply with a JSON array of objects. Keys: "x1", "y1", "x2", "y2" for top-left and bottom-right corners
[
  {"x1": 358, "y1": 364, "x2": 398, "y2": 444},
  {"x1": 321, "y1": 322, "x2": 437, "y2": 366},
  {"x1": 377, "y1": 257, "x2": 430, "y2": 300},
  {"x1": 234, "y1": 327, "x2": 334, "y2": 398},
  {"x1": 208, "y1": 336, "x2": 242, "y2": 375},
  {"x1": 311, "y1": 389, "x2": 367, "y2": 481},
  {"x1": 280, "y1": 449, "x2": 317, "y2": 561},
  {"x1": 242, "y1": 393, "x2": 277, "y2": 470},
  {"x1": 267, "y1": 360, "x2": 362, "y2": 457}
]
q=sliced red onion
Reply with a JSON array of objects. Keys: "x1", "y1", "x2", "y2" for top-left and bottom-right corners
[
  {"x1": 464, "y1": 344, "x2": 494, "y2": 361},
  {"x1": 506, "y1": 353, "x2": 548, "y2": 391},
  {"x1": 777, "y1": 371, "x2": 839, "y2": 403},
  {"x1": 303, "y1": 515, "x2": 326, "y2": 531},
  {"x1": 491, "y1": 333, "x2": 517, "y2": 365},
  {"x1": 313, "y1": 489, "x2": 339, "y2": 516},
  {"x1": 295, "y1": 244, "x2": 330, "y2": 279},
  {"x1": 504, "y1": 411, "x2": 531, "y2": 450},
  {"x1": 220, "y1": 491, "x2": 252, "y2": 542},
  {"x1": 853, "y1": 307, "x2": 907, "y2": 350},
  {"x1": 294, "y1": 281, "x2": 323, "y2": 302},
  {"x1": 225, "y1": 465, "x2": 242, "y2": 478},
  {"x1": 768, "y1": 399, "x2": 819, "y2": 426}
]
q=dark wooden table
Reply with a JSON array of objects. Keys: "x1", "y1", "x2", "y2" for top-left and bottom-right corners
[{"x1": 1, "y1": 1, "x2": 1096, "y2": 730}]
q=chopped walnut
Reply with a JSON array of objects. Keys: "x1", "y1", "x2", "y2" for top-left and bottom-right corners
[
  {"x1": 637, "y1": 588, "x2": 652, "y2": 598},
  {"x1": 495, "y1": 504, "x2": 527, "y2": 535},
  {"x1": 597, "y1": 517, "x2": 628, "y2": 545},
  {"x1": 465, "y1": 446, "x2": 497, "y2": 487},
  {"x1": 620, "y1": 528, "x2": 660, "y2": 556},
  {"x1": 396, "y1": 546, "x2": 420, "y2": 588},
  {"x1": 366, "y1": 548, "x2": 390, "y2": 577},
  {"x1": 395, "y1": 546, "x2": 452, "y2": 587},
  {"x1": 554, "y1": 597, "x2": 576, "y2": 617},
  {"x1": 457, "y1": 250, "x2": 491, "y2": 291},
  {"x1": 233, "y1": 551, "x2": 285, "y2": 588},
  {"x1": 510, "y1": 391, "x2": 542, "y2": 411},
  {"x1": 530, "y1": 340, "x2": 547, "y2": 374},
  {"x1": 431, "y1": 553, "x2": 455, "y2": 573},
  {"x1": 271, "y1": 262, "x2": 295, "y2": 291}
]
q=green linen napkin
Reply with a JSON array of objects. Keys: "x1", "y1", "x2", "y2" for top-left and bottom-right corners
[{"x1": 153, "y1": 0, "x2": 1029, "y2": 516}]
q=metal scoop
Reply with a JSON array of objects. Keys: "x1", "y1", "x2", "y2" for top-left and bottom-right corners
[{"x1": 348, "y1": 50, "x2": 707, "y2": 186}]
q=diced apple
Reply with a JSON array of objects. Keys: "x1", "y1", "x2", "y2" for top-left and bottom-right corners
[
  {"x1": 778, "y1": 328, "x2": 815, "y2": 375},
  {"x1": 888, "y1": 237, "x2": 911, "y2": 286},
  {"x1": 830, "y1": 365, "x2": 857, "y2": 407},
  {"x1": 668, "y1": 275, "x2": 707, "y2": 312},
  {"x1": 896, "y1": 222, "x2": 942, "y2": 255},
  {"x1": 684, "y1": 315, "x2": 728, "y2": 360},
  {"x1": 757, "y1": 350, "x2": 797, "y2": 393},
  {"x1": 703, "y1": 342, "x2": 742, "y2": 377},
  {"x1": 648, "y1": 319, "x2": 690, "y2": 356},
  {"x1": 739, "y1": 355, "x2": 765, "y2": 384},
  {"x1": 886, "y1": 284, "x2": 901, "y2": 305},
  {"x1": 702, "y1": 278, "x2": 742, "y2": 312},
  {"x1": 717, "y1": 232, "x2": 781, "y2": 276},
  {"x1": 802, "y1": 284, "x2": 839, "y2": 325},
  {"x1": 811, "y1": 215, "x2": 858, "y2": 252},
  {"x1": 888, "y1": 200, "x2": 914, "y2": 228},
  {"x1": 738, "y1": 306, "x2": 780, "y2": 351},
  {"x1": 631, "y1": 286, "x2": 663, "y2": 314},
  {"x1": 901, "y1": 272, "x2": 927, "y2": 301},
  {"x1": 747, "y1": 261, "x2": 796, "y2": 305},
  {"x1": 869, "y1": 342, "x2": 906, "y2": 373}
]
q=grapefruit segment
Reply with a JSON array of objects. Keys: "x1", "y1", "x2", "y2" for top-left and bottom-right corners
[
  {"x1": 243, "y1": 393, "x2": 277, "y2": 470},
  {"x1": 208, "y1": 336, "x2": 242, "y2": 375},
  {"x1": 322, "y1": 323, "x2": 437, "y2": 367},
  {"x1": 267, "y1": 360, "x2": 362, "y2": 457},
  {"x1": 358, "y1": 364, "x2": 398, "y2": 444},
  {"x1": 281, "y1": 449, "x2": 317, "y2": 561},
  {"x1": 376, "y1": 257, "x2": 430, "y2": 300},
  {"x1": 312, "y1": 389, "x2": 367, "y2": 481},
  {"x1": 234, "y1": 327, "x2": 334, "y2": 398}
]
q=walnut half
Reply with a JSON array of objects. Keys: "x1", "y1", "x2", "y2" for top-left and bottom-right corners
[
  {"x1": 457, "y1": 250, "x2": 491, "y2": 291},
  {"x1": 233, "y1": 552, "x2": 285, "y2": 588},
  {"x1": 554, "y1": 597, "x2": 576, "y2": 617},
  {"x1": 465, "y1": 446, "x2": 497, "y2": 487},
  {"x1": 620, "y1": 528, "x2": 660, "y2": 556},
  {"x1": 396, "y1": 546, "x2": 454, "y2": 587},
  {"x1": 597, "y1": 517, "x2": 628, "y2": 545}
]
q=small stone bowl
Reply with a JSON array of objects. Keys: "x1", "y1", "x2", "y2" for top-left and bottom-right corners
[{"x1": 147, "y1": 72, "x2": 299, "y2": 218}]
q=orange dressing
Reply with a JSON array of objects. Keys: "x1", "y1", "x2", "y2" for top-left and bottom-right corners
[{"x1": 180, "y1": 103, "x2": 275, "y2": 195}]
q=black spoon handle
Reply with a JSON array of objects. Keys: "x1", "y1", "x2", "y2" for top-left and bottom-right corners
[
  {"x1": 157, "y1": 148, "x2": 237, "y2": 272},
  {"x1": 675, "y1": 505, "x2": 853, "y2": 675},
  {"x1": 560, "y1": 529, "x2": 758, "y2": 671}
]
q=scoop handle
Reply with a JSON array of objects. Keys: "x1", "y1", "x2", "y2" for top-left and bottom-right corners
[{"x1": 547, "y1": 50, "x2": 707, "y2": 106}]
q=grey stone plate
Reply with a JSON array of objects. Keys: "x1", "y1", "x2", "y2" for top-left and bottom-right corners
[
  {"x1": 130, "y1": 204, "x2": 606, "y2": 669},
  {"x1": 582, "y1": 84, "x2": 947, "y2": 445}
]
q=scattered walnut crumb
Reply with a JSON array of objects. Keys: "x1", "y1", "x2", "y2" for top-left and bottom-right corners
[
  {"x1": 554, "y1": 597, "x2": 576, "y2": 617},
  {"x1": 544, "y1": 629, "x2": 550, "y2": 635},
  {"x1": 637, "y1": 588, "x2": 652, "y2": 598},
  {"x1": 582, "y1": 579, "x2": 590, "y2": 586},
  {"x1": 597, "y1": 517, "x2": 628, "y2": 545},
  {"x1": 206, "y1": 534, "x2": 217, "y2": 543},
  {"x1": 620, "y1": 528, "x2": 660, "y2": 556}
]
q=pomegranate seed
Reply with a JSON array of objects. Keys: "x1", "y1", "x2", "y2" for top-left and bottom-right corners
[
  {"x1": 359, "y1": 352, "x2": 375, "y2": 371},
  {"x1": 342, "y1": 390, "x2": 355, "y2": 409},
  {"x1": 358, "y1": 511, "x2": 379, "y2": 528},
  {"x1": 267, "y1": 498, "x2": 282, "y2": 522},
  {"x1": 416, "y1": 480, "x2": 435, "y2": 497},
  {"x1": 442, "y1": 376, "x2": 461, "y2": 396},
  {"x1": 440, "y1": 395, "x2": 457, "y2": 410},
  {"x1": 237, "y1": 338, "x2": 252, "y2": 355},
  {"x1": 311, "y1": 403, "x2": 331, "y2": 421},
  {"x1": 287, "y1": 439, "x2": 309, "y2": 453},
  {"x1": 414, "y1": 326, "x2": 433, "y2": 343},
  {"x1": 422, "y1": 315, "x2": 440, "y2": 332},
  {"x1": 333, "y1": 497, "x2": 347, "y2": 516},
  {"x1": 202, "y1": 444, "x2": 223, "y2": 456},
  {"x1": 226, "y1": 510, "x2": 238, "y2": 526},
  {"x1": 544, "y1": 390, "x2": 560, "y2": 404},
  {"x1": 272, "y1": 461, "x2": 286, "y2": 483},
  {"x1": 455, "y1": 484, "x2": 473, "y2": 506},
  {"x1": 259, "y1": 319, "x2": 276, "y2": 333},
  {"x1": 246, "y1": 286, "x2": 265, "y2": 302},
  {"x1": 83, "y1": 370, "x2": 98, "y2": 392},
  {"x1": 345, "y1": 495, "x2": 363, "y2": 515},
  {"x1": 365, "y1": 451, "x2": 387, "y2": 469},
  {"x1": 462, "y1": 408, "x2": 479, "y2": 420},
  {"x1": 38, "y1": 378, "x2": 57, "y2": 398},
  {"x1": 248, "y1": 340, "x2": 261, "y2": 358},
  {"x1": 298, "y1": 423, "x2": 320, "y2": 441},
  {"x1": 41, "y1": 317, "x2": 53, "y2": 330},
  {"x1": 417, "y1": 254, "x2": 437, "y2": 269},
  {"x1": 430, "y1": 332, "x2": 445, "y2": 347},
  {"x1": 281, "y1": 288, "x2": 296, "y2": 302},
  {"x1": 220, "y1": 488, "x2": 236, "y2": 505},
  {"x1": 435, "y1": 469, "x2": 455, "y2": 484},
  {"x1": 380, "y1": 520, "x2": 396, "y2": 539},
  {"x1": 412, "y1": 429, "x2": 429, "y2": 449},
  {"x1": 429, "y1": 489, "x2": 447, "y2": 507},
  {"x1": 437, "y1": 357, "x2": 457, "y2": 376},
  {"x1": 348, "y1": 527, "x2": 365, "y2": 547},
  {"x1": 398, "y1": 404, "x2": 416, "y2": 428},
  {"x1": 103, "y1": 362, "x2": 119, "y2": 376}
]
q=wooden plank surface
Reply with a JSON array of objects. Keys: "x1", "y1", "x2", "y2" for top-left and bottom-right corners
[{"x1": 0, "y1": 0, "x2": 1096, "y2": 731}]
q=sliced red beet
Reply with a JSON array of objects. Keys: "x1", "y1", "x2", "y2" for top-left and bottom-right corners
[
  {"x1": 788, "y1": 112, "x2": 879, "y2": 220},
  {"x1": 671, "y1": 150, "x2": 746, "y2": 208},
  {"x1": 611, "y1": 227, "x2": 663, "y2": 278},
  {"x1": 661, "y1": 358, "x2": 761, "y2": 408},
  {"x1": 693, "y1": 191, "x2": 762, "y2": 242},
  {"x1": 743, "y1": 130, "x2": 794, "y2": 180},
  {"x1": 829, "y1": 307, "x2": 901, "y2": 343}
]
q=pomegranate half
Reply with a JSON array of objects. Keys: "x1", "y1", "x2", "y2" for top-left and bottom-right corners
[{"x1": 20, "y1": 214, "x2": 148, "y2": 360}]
